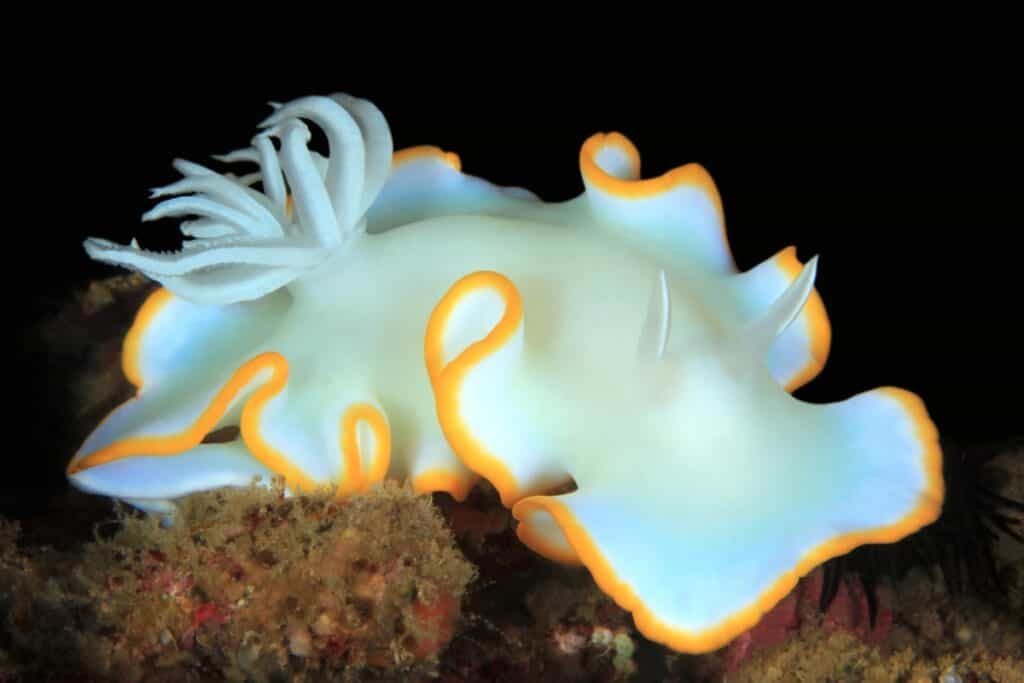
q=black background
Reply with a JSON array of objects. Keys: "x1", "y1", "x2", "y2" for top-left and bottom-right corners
[{"x1": 9, "y1": 61, "x2": 1022, "y2": 520}]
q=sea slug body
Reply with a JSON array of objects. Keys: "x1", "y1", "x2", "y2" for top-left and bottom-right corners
[{"x1": 67, "y1": 94, "x2": 943, "y2": 653}]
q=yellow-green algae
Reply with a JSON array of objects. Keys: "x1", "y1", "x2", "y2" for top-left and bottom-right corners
[
  {"x1": 661, "y1": 563, "x2": 1024, "y2": 683},
  {"x1": 1, "y1": 479, "x2": 475, "y2": 682}
]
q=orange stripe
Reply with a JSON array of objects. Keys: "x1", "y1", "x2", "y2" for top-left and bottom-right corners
[
  {"x1": 580, "y1": 132, "x2": 723, "y2": 206},
  {"x1": 515, "y1": 513, "x2": 583, "y2": 566},
  {"x1": 393, "y1": 145, "x2": 462, "y2": 173},
  {"x1": 775, "y1": 246, "x2": 832, "y2": 392},
  {"x1": 423, "y1": 284, "x2": 451, "y2": 389},
  {"x1": 426, "y1": 271, "x2": 525, "y2": 507},
  {"x1": 68, "y1": 353, "x2": 277, "y2": 473},
  {"x1": 361, "y1": 406, "x2": 392, "y2": 486},
  {"x1": 412, "y1": 468, "x2": 476, "y2": 502},
  {"x1": 511, "y1": 388, "x2": 943, "y2": 654},
  {"x1": 69, "y1": 352, "x2": 321, "y2": 493},
  {"x1": 237, "y1": 354, "x2": 321, "y2": 492},
  {"x1": 337, "y1": 403, "x2": 392, "y2": 498},
  {"x1": 579, "y1": 132, "x2": 731, "y2": 265},
  {"x1": 873, "y1": 387, "x2": 945, "y2": 540},
  {"x1": 338, "y1": 407, "x2": 366, "y2": 496},
  {"x1": 582, "y1": 131, "x2": 642, "y2": 179},
  {"x1": 122, "y1": 288, "x2": 174, "y2": 391}
]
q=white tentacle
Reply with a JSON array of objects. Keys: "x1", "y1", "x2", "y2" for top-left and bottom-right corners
[
  {"x1": 84, "y1": 236, "x2": 326, "y2": 275},
  {"x1": 746, "y1": 255, "x2": 819, "y2": 355},
  {"x1": 231, "y1": 171, "x2": 263, "y2": 187},
  {"x1": 275, "y1": 120, "x2": 342, "y2": 247},
  {"x1": 157, "y1": 265, "x2": 304, "y2": 305},
  {"x1": 151, "y1": 175, "x2": 282, "y2": 234},
  {"x1": 212, "y1": 148, "x2": 259, "y2": 164},
  {"x1": 142, "y1": 196, "x2": 276, "y2": 238},
  {"x1": 330, "y1": 93, "x2": 393, "y2": 217},
  {"x1": 262, "y1": 96, "x2": 366, "y2": 234},
  {"x1": 82, "y1": 93, "x2": 393, "y2": 305},
  {"x1": 173, "y1": 159, "x2": 279, "y2": 212},
  {"x1": 253, "y1": 134, "x2": 287, "y2": 214},
  {"x1": 180, "y1": 219, "x2": 238, "y2": 239}
]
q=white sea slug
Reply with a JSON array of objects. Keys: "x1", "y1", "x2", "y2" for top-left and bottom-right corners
[{"x1": 67, "y1": 94, "x2": 943, "y2": 653}]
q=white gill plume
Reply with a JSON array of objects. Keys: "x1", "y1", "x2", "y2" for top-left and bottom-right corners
[{"x1": 83, "y1": 94, "x2": 394, "y2": 305}]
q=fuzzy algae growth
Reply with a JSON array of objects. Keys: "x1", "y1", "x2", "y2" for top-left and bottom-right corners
[{"x1": 1, "y1": 480, "x2": 475, "y2": 681}]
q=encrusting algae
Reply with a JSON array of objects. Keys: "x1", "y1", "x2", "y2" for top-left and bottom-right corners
[
  {"x1": 1, "y1": 479, "x2": 476, "y2": 682},
  {"x1": 662, "y1": 563, "x2": 1024, "y2": 683}
]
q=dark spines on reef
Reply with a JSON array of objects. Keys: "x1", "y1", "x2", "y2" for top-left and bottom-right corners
[{"x1": 820, "y1": 435, "x2": 1024, "y2": 619}]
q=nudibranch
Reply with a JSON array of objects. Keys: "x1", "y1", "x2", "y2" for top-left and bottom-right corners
[{"x1": 67, "y1": 94, "x2": 944, "y2": 654}]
